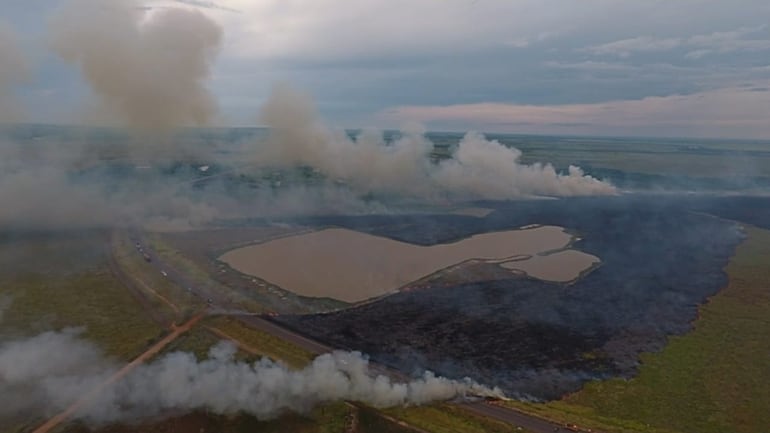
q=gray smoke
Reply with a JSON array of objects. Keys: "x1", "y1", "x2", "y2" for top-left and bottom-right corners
[
  {"x1": 0, "y1": 21, "x2": 27, "y2": 122},
  {"x1": 50, "y1": 0, "x2": 222, "y2": 131},
  {"x1": 256, "y1": 84, "x2": 617, "y2": 199},
  {"x1": 0, "y1": 330, "x2": 503, "y2": 424},
  {"x1": 0, "y1": 142, "x2": 223, "y2": 230}
]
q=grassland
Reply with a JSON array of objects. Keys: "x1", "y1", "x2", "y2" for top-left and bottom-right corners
[
  {"x1": 510, "y1": 136, "x2": 770, "y2": 178},
  {"x1": 0, "y1": 233, "x2": 163, "y2": 360},
  {"x1": 204, "y1": 316, "x2": 316, "y2": 369},
  {"x1": 507, "y1": 225, "x2": 770, "y2": 433},
  {"x1": 385, "y1": 404, "x2": 531, "y2": 433},
  {"x1": 63, "y1": 403, "x2": 357, "y2": 433},
  {"x1": 0, "y1": 233, "x2": 166, "y2": 433}
]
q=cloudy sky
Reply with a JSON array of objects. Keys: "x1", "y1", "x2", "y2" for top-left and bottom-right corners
[{"x1": 2, "y1": 0, "x2": 770, "y2": 138}]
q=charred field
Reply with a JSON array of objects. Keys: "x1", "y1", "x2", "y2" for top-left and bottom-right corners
[{"x1": 276, "y1": 194, "x2": 770, "y2": 400}]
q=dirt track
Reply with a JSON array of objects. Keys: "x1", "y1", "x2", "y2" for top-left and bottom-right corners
[{"x1": 31, "y1": 314, "x2": 204, "y2": 433}]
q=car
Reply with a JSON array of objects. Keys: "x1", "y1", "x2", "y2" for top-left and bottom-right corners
[{"x1": 161, "y1": 270, "x2": 168, "y2": 277}]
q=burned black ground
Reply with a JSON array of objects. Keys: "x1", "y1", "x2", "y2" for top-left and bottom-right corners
[{"x1": 276, "y1": 195, "x2": 769, "y2": 399}]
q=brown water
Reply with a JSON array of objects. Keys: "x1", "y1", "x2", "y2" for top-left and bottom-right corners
[
  {"x1": 501, "y1": 250, "x2": 600, "y2": 283},
  {"x1": 220, "y1": 226, "x2": 584, "y2": 303}
]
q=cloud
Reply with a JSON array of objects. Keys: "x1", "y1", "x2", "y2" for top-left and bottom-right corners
[
  {"x1": 581, "y1": 36, "x2": 683, "y2": 57},
  {"x1": 217, "y1": 0, "x2": 582, "y2": 62},
  {"x1": 50, "y1": 0, "x2": 223, "y2": 131},
  {"x1": 172, "y1": 0, "x2": 238, "y2": 13},
  {"x1": 380, "y1": 83, "x2": 770, "y2": 139},
  {"x1": 3, "y1": 0, "x2": 770, "y2": 136},
  {"x1": 0, "y1": 21, "x2": 28, "y2": 121},
  {"x1": 582, "y1": 25, "x2": 770, "y2": 58}
]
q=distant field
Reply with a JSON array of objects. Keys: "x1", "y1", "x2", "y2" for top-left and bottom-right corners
[
  {"x1": 0, "y1": 232, "x2": 163, "y2": 359},
  {"x1": 492, "y1": 134, "x2": 770, "y2": 178},
  {"x1": 204, "y1": 316, "x2": 316, "y2": 369},
  {"x1": 508, "y1": 225, "x2": 770, "y2": 433},
  {"x1": 62, "y1": 403, "x2": 358, "y2": 433},
  {"x1": 0, "y1": 232, "x2": 164, "y2": 433},
  {"x1": 385, "y1": 404, "x2": 533, "y2": 433}
]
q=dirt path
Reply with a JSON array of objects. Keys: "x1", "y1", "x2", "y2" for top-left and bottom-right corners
[
  {"x1": 132, "y1": 275, "x2": 180, "y2": 314},
  {"x1": 31, "y1": 314, "x2": 204, "y2": 433}
]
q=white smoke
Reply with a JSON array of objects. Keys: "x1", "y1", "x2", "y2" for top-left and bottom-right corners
[
  {"x1": 50, "y1": 0, "x2": 223, "y2": 131},
  {"x1": 0, "y1": 145, "x2": 223, "y2": 230},
  {"x1": 256, "y1": 84, "x2": 616, "y2": 199},
  {"x1": 0, "y1": 331, "x2": 503, "y2": 424}
]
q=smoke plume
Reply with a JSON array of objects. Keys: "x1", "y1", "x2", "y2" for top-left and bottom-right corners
[
  {"x1": 0, "y1": 140, "x2": 223, "y2": 230},
  {"x1": 257, "y1": 84, "x2": 616, "y2": 199},
  {"x1": 0, "y1": 330, "x2": 502, "y2": 424},
  {"x1": 50, "y1": 0, "x2": 222, "y2": 131},
  {"x1": 0, "y1": 21, "x2": 27, "y2": 121}
]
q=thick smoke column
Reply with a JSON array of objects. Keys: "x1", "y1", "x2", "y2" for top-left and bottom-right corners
[
  {"x1": 0, "y1": 21, "x2": 27, "y2": 121},
  {"x1": 0, "y1": 331, "x2": 502, "y2": 423},
  {"x1": 50, "y1": 0, "x2": 222, "y2": 131},
  {"x1": 0, "y1": 0, "x2": 226, "y2": 230},
  {"x1": 257, "y1": 84, "x2": 616, "y2": 199}
]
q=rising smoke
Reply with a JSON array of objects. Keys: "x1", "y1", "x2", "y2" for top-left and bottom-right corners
[
  {"x1": 50, "y1": 0, "x2": 222, "y2": 131},
  {"x1": 0, "y1": 329, "x2": 502, "y2": 423},
  {"x1": 0, "y1": 1, "x2": 615, "y2": 231},
  {"x1": 1, "y1": 0, "x2": 229, "y2": 231},
  {"x1": 257, "y1": 84, "x2": 617, "y2": 200}
]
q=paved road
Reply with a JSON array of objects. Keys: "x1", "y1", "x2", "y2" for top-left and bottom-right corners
[
  {"x1": 235, "y1": 315, "x2": 584, "y2": 433},
  {"x1": 459, "y1": 401, "x2": 568, "y2": 433},
  {"x1": 236, "y1": 314, "x2": 334, "y2": 355},
  {"x1": 127, "y1": 229, "x2": 594, "y2": 433}
]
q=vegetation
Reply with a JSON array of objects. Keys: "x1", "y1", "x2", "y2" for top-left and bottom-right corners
[
  {"x1": 386, "y1": 404, "x2": 531, "y2": 433},
  {"x1": 0, "y1": 238, "x2": 163, "y2": 360},
  {"x1": 162, "y1": 326, "x2": 222, "y2": 360},
  {"x1": 205, "y1": 316, "x2": 316, "y2": 369},
  {"x1": 61, "y1": 402, "x2": 432, "y2": 433},
  {"x1": 62, "y1": 403, "x2": 354, "y2": 433},
  {"x1": 0, "y1": 234, "x2": 165, "y2": 433},
  {"x1": 508, "y1": 225, "x2": 770, "y2": 433}
]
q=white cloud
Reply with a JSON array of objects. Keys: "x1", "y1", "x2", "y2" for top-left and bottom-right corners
[
  {"x1": 583, "y1": 25, "x2": 770, "y2": 58},
  {"x1": 379, "y1": 83, "x2": 770, "y2": 139},
  {"x1": 582, "y1": 36, "x2": 683, "y2": 57},
  {"x1": 0, "y1": 21, "x2": 28, "y2": 121},
  {"x1": 212, "y1": 0, "x2": 603, "y2": 61}
]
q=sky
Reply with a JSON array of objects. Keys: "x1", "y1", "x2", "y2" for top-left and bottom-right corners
[{"x1": 2, "y1": 0, "x2": 770, "y2": 139}]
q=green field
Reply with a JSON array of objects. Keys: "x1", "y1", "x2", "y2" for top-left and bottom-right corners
[
  {"x1": 0, "y1": 232, "x2": 165, "y2": 433},
  {"x1": 507, "y1": 135, "x2": 770, "y2": 178},
  {"x1": 386, "y1": 404, "x2": 532, "y2": 433},
  {"x1": 508, "y1": 225, "x2": 770, "y2": 433},
  {"x1": 205, "y1": 315, "x2": 317, "y2": 369},
  {"x1": 0, "y1": 232, "x2": 163, "y2": 359}
]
